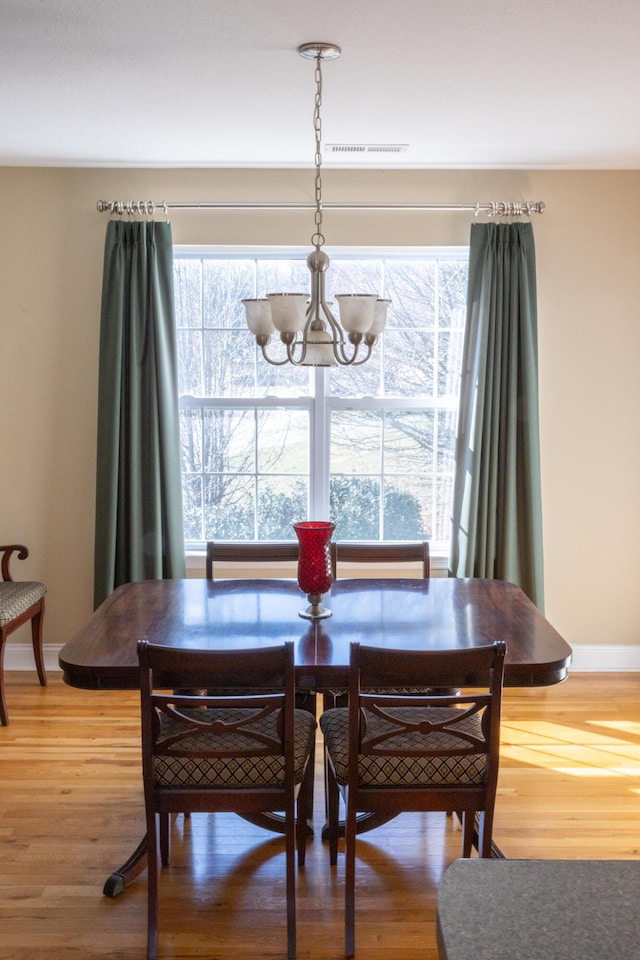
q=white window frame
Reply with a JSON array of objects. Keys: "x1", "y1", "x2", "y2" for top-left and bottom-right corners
[{"x1": 175, "y1": 244, "x2": 467, "y2": 559}]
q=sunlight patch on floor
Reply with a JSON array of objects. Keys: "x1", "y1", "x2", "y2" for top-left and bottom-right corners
[{"x1": 500, "y1": 719, "x2": 640, "y2": 779}]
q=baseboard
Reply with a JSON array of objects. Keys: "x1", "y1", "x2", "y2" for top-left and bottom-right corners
[{"x1": 4, "y1": 642, "x2": 640, "y2": 674}]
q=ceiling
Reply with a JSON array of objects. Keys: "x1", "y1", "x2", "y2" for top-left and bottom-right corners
[{"x1": 2, "y1": 0, "x2": 639, "y2": 169}]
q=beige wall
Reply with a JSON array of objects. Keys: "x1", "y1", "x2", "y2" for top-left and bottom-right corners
[{"x1": 1, "y1": 166, "x2": 639, "y2": 657}]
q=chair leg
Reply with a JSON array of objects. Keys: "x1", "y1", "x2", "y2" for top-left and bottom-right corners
[
  {"x1": 461, "y1": 811, "x2": 475, "y2": 858},
  {"x1": 0, "y1": 627, "x2": 8, "y2": 725},
  {"x1": 146, "y1": 812, "x2": 160, "y2": 960},
  {"x1": 159, "y1": 812, "x2": 170, "y2": 866},
  {"x1": 326, "y1": 763, "x2": 340, "y2": 867},
  {"x1": 30, "y1": 600, "x2": 46, "y2": 687},
  {"x1": 285, "y1": 796, "x2": 297, "y2": 959},
  {"x1": 344, "y1": 789, "x2": 357, "y2": 959},
  {"x1": 297, "y1": 751, "x2": 315, "y2": 867},
  {"x1": 478, "y1": 809, "x2": 495, "y2": 858}
]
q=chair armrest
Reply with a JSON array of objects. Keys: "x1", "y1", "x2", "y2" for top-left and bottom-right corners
[{"x1": 0, "y1": 545, "x2": 29, "y2": 582}]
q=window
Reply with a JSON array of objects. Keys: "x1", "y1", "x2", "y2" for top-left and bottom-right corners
[{"x1": 174, "y1": 247, "x2": 467, "y2": 553}]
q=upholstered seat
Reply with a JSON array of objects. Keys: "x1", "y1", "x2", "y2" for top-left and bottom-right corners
[
  {"x1": 320, "y1": 705, "x2": 488, "y2": 787},
  {"x1": 153, "y1": 705, "x2": 316, "y2": 788},
  {"x1": 0, "y1": 580, "x2": 47, "y2": 626},
  {"x1": 0, "y1": 545, "x2": 47, "y2": 725}
]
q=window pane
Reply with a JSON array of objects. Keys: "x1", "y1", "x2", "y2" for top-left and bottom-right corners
[
  {"x1": 329, "y1": 349, "x2": 382, "y2": 399},
  {"x1": 384, "y1": 412, "x2": 434, "y2": 474},
  {"x1": 256, "y1": 347, "x2": 310, "y2": 396},
  {"x1": 331, "y1": 410, "x2": 381, "y2": 474},
  {"x1": 203, "y1": 329, "x2": 257, "y2": 397},
  {"x1": 438, "y1": 260, "x2": 468, "y2": 328},
  {"x1": 177, "y1": 330, "x2": 203, "y2": 396},
  {"x1": 174, "y1": 259, "x2": 203, "y2": 329},
  {"x1": 438, "y1": 329, "x2": 464, "y2": 399},
  {"x1": 203, "y1": 259, "x2": 256, "y2": 329},
  {"x1": 437, "y1": 409, "x2": 458, "y2": 473},
  {"x1": 257, "y1": 410, "x2": 308, "y2": 474},
  {"x1": 383, "y1": 477, "x2": 430, "y2": 540},
  {"x1": 258, "y1": 477, "x2": 308, "y2": 539},
  {"x1": 330, "y1": 476, "x2": 380, "y2": 540},
  {"x1": 204, "y1": 474, "x2": 255, "y2": 540},
  {"x1": 202, "y1": 409, "x2": 255, "y2": 474},
  {"x1": 383, "y1": 330, "x2": 435, "y2": 398},
  {"x1": 180, "y1": 408, "x2": 203, "y2": 474},
  {"x1": 434, "y1": 477, "x2": 454, "y2": 543},
  {"x1": 324, "y1": 259, "x2": 383, "y2": 299},
  {"x1": 182, "y1": 474, "x2": 203, "y2": 541},
  {"x1": 257, "y1": 259, "x2": 310, "y2": 294},
  {"x1": 384, "y1": 261, "x2": 436, "y2": 329}
]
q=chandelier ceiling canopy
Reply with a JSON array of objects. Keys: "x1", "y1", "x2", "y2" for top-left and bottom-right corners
[{"x1": 242, "y1": 42, "x2": 389, "y2": 367}]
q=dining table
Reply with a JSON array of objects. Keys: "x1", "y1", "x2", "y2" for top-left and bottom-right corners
[{"x1": 58, "y1": 575, "x2": 572, "y2": 896}]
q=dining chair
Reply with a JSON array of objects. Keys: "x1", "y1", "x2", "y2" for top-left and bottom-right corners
[
  {"x1": 138, "y1": 639, "x2": 316, "y2": 960},
  {"x1": 205, "y1": 539, "x2": 299, "y2": 580},
  {"x1": 320, "y1": 640, "x2": 507, "y2": 958},
  {"x1": 0, "y1": 544, "x2": 47, "y2": 725},
  {"x1": 325, "y1": 540, "x2": 431, "y2": 710},
  {"x1": 330, "y1": 540, "x2": 430, "y2": 580}
]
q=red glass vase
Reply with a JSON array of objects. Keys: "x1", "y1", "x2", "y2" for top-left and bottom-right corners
[{"x1": 293, "y1": 521, "x2": 335, "y2": 619}]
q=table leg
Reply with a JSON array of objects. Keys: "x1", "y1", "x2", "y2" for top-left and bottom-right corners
[{"x1": 102, "y1": 834, "x2": 149, "y2": 898}]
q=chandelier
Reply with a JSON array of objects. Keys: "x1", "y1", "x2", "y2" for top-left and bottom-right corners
[{"x1": 242, "y1": 42, "x2": 389, "y2": 367}]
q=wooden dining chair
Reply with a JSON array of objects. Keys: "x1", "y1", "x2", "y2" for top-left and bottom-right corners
[
  {"x1": 138, "y1": 639, "x2": 316, "y2": 960},
  {"x1": 205, "y1": 539, "x2": 299, "y2": 580},
  {"x1": 320, "y1": 640, "x2": 507, "y2": 958},
  {"x1": 0, "y1": 544, "x2": 47, "y2": 725},
  {"x1": 325, "y1": 540, "x2": 431, "y2": 710},
  {"x1": 330, "y1": 540, "x2": 430, "y2": 580}
]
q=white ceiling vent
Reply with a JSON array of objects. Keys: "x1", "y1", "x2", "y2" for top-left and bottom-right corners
[{"x1": 326, "y1": 144, "x2": 409, "y2": 154}]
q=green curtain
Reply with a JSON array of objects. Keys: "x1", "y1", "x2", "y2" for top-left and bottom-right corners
[
  {"x1": 449, "y1": 221, "x2": 544, "y2": 609},
  {"x1": 93, "y1": 220, "x2": 185, "y2": 608}
]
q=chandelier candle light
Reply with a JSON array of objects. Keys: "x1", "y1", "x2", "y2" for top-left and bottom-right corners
[{"x1": 242, "y1": 42, "x2": 389, "y2": 366}]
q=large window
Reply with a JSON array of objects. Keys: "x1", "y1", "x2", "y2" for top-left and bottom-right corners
[{"x1": 174, "y1": 247, "x2": 467, "y2": 553}]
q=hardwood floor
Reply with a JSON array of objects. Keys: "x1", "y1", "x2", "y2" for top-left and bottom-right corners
[{"x1": 1, "y1": 671, "x2": 639, "y2": 959}]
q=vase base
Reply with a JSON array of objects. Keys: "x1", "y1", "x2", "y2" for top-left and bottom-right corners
[{"x1": 298, "y1": 603, "x2": 333, "y2": 620}]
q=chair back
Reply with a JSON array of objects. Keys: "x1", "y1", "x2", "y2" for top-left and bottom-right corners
[
  {"x1": 348, "y1": 641, "x2": 506, "y2": 802},
  {"x1": 138, "y1": 640, "x2": 296, "y2": 801},
  {"x1": 206, "y1": 540, "x2": 299, "y2": 580},
  {"x1": 330, "y1": 540, "x2": 430, "y2": 579}
]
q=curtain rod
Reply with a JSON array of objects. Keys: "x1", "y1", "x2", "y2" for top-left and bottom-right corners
[{"x1": 96, "y1": 199, "x2": 545, "y2": 217}]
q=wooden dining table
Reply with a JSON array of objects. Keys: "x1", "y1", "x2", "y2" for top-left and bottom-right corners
[
  {"x1": 58, "y1": 576, "x2": 572, "y2": 897},
  {"x1": 59, "y1": 575, "x2": 571, "y2": 691}
]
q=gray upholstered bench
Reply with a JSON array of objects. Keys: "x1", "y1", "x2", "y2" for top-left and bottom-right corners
[
  {"x1": 0, "y1": 544, "x2": 47, "y2": 725},
  {"x1": 437, "y1": 858, "x2": 640, "y2": 960}
]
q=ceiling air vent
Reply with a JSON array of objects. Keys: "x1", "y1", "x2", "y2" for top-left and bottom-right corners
[{"x1": 326, "y1": 144, "x2": 409, "y2": 154}]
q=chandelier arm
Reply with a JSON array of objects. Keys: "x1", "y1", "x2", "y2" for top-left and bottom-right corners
[
  {"x1": 287, "y1": 337, "x2": 308, "y2": 366},
  {"x1": 259, "y1": 342, "x2": 292, "y2": 366},
  {"x1": 317, "y1": 301, "x2": 344, "y2": 341},
  {"x1": 348, "y1": 343, "x2": 374, "y2": 365}
]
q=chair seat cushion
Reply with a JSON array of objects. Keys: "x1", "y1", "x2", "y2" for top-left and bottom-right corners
[
  {"x1": 154, "y1": 707, "x2": 317, "y2": 788},
  {"x1": 320, "y1": 706, "x2": 486, "y2": 786},
  {"x1": 0, "y1": 582, "x2": 46, "y2": 626}
]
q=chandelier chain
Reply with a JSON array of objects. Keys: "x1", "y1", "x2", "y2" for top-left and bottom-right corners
[
  {"x1": 312, "y1": 56, "x2": 325, "y2": 248},
  {"x1": 241, "y1": 42, "x2": 387, "y2": 367}
]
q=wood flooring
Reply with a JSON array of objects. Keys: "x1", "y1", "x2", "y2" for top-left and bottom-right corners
[{"x1": 1, "y1": 671, "x2": 639, "y2": 959}]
